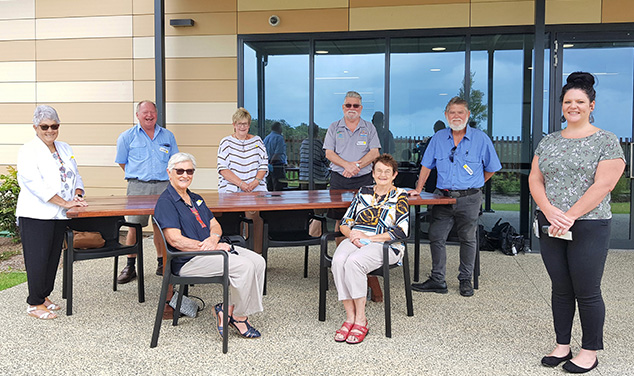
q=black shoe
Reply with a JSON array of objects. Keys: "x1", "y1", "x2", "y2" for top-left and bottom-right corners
[
  {"x1": 156, "y1": 263, "x2": 163, "y2": 276},
  {"x1": 541, "y1": 350, "x2": 573, "y2": 367},
  {"x1": 117, "y1": 265, "x2": 137, "y2": 284},
  {"x1": 459, "y1": 279, "x2": 474, "y2": 297},
  {"x1": 411, "y1": 278, "x2": 448, "y2": 293},
  {"x1": 563, "y1": 359, "x2": 598, "y2": 374}
]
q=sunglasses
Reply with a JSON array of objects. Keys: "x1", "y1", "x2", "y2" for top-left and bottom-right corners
[
  {"x1": 174, "y1": 168, "x2": 195, "y2": 176},
  {"x1": 344, "y1": 103, "x2": 361, "y2": 108},
  {"x1": 449, "y1": 146, "x2": 457, "y2": 163},
  {"x1": 40, "y1": 124, "x2": 60, "y2": 131}
]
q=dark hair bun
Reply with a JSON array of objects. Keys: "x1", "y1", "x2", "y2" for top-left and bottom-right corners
[{"x1": 566, "y1": 71, "x2": 595, "y2": 87}]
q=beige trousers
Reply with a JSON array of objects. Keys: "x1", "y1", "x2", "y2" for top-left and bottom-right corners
[
  {"x1": 331, "y1": 239, "x2": 400, "y2": 301},
  {"x1": 179, "y1": 246, "x2": 265, "y2": 317}
]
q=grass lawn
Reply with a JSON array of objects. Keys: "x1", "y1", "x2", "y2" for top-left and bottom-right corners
[
  {"x1": 0, "y1": 271, "x2": 27, "y2": 291},
  {"x1": 490, "y1": 202, "x2": 630, "y2": 214}
]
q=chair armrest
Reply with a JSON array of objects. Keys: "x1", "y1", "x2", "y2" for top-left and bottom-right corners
[
  {"x1": 167, "y1": 250, "x2": 229, "y2": 261},
  {"x1": 320, "y1": 231, "x2": 342, "y2": 262}
]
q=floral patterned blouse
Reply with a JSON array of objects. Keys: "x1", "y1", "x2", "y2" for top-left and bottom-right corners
[{"x1": 535, "y1": 129, "x2": 625, "y2": 220}]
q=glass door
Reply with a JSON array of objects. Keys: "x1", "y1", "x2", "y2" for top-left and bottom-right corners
[{"x1": 553, "y1": 31, "x2": 634, "y2": 249}]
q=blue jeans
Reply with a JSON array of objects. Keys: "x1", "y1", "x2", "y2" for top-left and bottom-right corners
[{"x1": 428, "y1": 190, "x2": 481, "y2": 282}]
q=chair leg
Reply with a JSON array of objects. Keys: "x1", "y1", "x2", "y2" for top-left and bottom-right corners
[
  {"x1": 303, "y1": 246, "x2": 309, "y2": 278},
  {"x1": 137, "y1": 243, "x2": 145, "y2": 302},
  {"x1": 62, "y1": 248, "x2": 68, "y2": 299},
  {"x1": 150, "y1": 274, "x2": 172, "y2": 348},
  {"x1": 65, "y1": 250, "x2": 74, "y2": 316},
  {"x1": 414, "y1": 205, "x2": 421, "y2": 282},
  {"x1": 173, "y1": 284, "x2": 184, "y2": 326},
  {"x1": 318, "y1": 265, "x2": 328, "y2": 321},
  {"x1": 403, "y1": 250, "x2": 414, "y2": 317},
  {"x1": 383, "y1": 265, "x2": 392, "y2": 338}
]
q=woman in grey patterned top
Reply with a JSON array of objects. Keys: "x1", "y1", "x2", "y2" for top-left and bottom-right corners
[{"x1": 529, "y1": 72, "x2": 625, "y2": 373}]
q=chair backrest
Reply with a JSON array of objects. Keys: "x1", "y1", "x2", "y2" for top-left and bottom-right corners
[
  {"x1": 260, "y1": 209, "x2": 313, "y2": 240},
  {"x1": 68, "y1": 217, "x2": 124, "y2": 242},
  {"x1": 215, "y1": 211, "x2": 244, "y2": 237}
]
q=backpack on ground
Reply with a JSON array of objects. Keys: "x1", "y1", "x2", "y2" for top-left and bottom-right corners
[{"x1": 483, "y1": 219, "x2": 526, "y2": 255}]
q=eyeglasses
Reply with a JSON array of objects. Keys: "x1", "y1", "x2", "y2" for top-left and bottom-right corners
[
  {"x1": 344, "y1": 103, "x2": 361, "y2": 108},
  {"x1": 374, "y1": 169, "x2": 394, "y2": 176},
  {"x1": 449, "y1": 146, "x2": 457, "y2": 163},
  {"x1": 40, "y1": 124, "x2": 60, "y2": 131},
  {"x1": 174, "y1": 168, "x2": 195, "y2": 175},
  {"x1": 235, "y1": 122, "x2": 249, "y2": 128}
]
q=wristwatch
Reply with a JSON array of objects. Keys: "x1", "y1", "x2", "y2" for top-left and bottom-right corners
[{"x1": 355, "y1": 163, "x2": 360, "y2": 168}]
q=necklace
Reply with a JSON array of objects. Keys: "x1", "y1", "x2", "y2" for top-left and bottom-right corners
[
  {"x1": 233, "y1": 134, "x2": 248, "y2": 151},
  {"x1": 372, "y1": 186, "x2": 393, "y2": 208}
]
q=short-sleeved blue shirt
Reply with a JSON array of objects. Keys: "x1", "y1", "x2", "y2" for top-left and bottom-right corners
[
  {"x1": 153, "y1": 184, "x2": 215, "y2": 275},
  {"x1": 263, "y1": 131, "x2": 287, "y2": 169},
  {"x1": 115, "y1": 124, "x2": 179, "y2": 181},
  {"x1": 422, "y1": 126, "x2": 502, "y2": 190}
]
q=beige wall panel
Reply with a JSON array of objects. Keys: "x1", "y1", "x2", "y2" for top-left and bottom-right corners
[
  {"x1": 350, "y1": 4, "x2": 470, "y2": 31},
  {"x1": 0, "y1": 124, "x2": 34, "y2": 145},
  {"x1": 167, "y1": 35, "x2": 238, "y2": 58},
  {"x1": 133, "y1": 14, "x2": 154, "y2": 37},
  {"x1": 0, "y1": 145, "x2": 20, "y2": 165},
  {"x1": 57, "y1": 124, "x2": 131, "y2": 145},
  {"x1": 48, "y1": 103, "x2": 135, "y2": 124},
  {"x1": 72, "y1": 145, "x2": 117, "y2": 167},
  {"x1": 0, "y1": 0, "x2": 34, "y2": 20},
  {"x1": 134, "y1": 37, "x2": 154, "y2": 59},
  {"x1": 0, "y1": 19, "x2": 35, "y2": 41},
  {"x1": 36, "y1": 0, "x2": 132, "y2": 18},
  {"x1": 0, "y1": 40, "x2": 36, "y2": 62},
  {"x1": 166, "y1": 102, "x2": 238, "y2": 124},
  {"x1": 166, "y1": 80, "x2": 237, "y2": 103},
  {"x1": 76, "y1": 166, "x2": 127, "y2": 188},
  {"x1": 471, "y1": 1, "x2": 534, "y2": 26},
  {"x1": 36, "y1": 16, "x2": 132, "y2": 40},
  {"x1": 603, "y1": 0, "x2": 634, "y2": 23},
  {"x1": 164, "y1": 12, "x2": 236, "y2": 36},
  {"x1": 167, "y1": 57, "x2": 237, "y2": 80},
  {"x1": 133, "y1": 80, "x2": 155, "y2": 102},
  {"x1": 37, "y1": 60, "x2": 133, "y2": 82},
  {"x1": 37, "y1": 81, "x2": 133, "y2": 103},
  {"x1": 0, "y1": 104, "x2": 36, "y2": 123},
  {"x1": 238, "y1": 0, "x2": 347, "y2": 11},
  {"x1": 351, "y1": 0, "x2": 468, "y2": 6},
  {"x1": 0, "y1": 83, "x2": 35, "y2": 102},
  {"x1": 189, "y1": 168, "x2": 219, "y2": 191},
  {"x1": 133, "y1": 0, "x2": 154, "y2": 15},
  {"x1": 239, "y1": 9, "x2": 348, "y2": 34},
  {"x1": 545, "y1": 0, "x2": 601, "y2": 24},
  {"x1": 178, "y1": 147, "x2": 218, "y2": 168},
  {"x1": 0, "y1": 62, "x2": 35, "y2": 82},
  {"x1": 166, "y1": 0, "x2": 236, "y2": 13},
  {"x1": 37, "y1": 38, "x2": 133, "y2": 61},
  {"x1": 134, "y1": 59, "x2": 155, "y2": 80},
  {"x1": 170, "y1": 124, "x2": 234, "y2": 146}
]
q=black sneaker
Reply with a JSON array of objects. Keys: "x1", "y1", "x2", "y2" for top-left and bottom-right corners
[
  {"x1": 459, "y1": 279, "x2": 474, "y2": 297},
  {"x1": 411, "y1": 278, "x2": 448, "y2": 293}
]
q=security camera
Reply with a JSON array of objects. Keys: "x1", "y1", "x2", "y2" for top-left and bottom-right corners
[{"x1": 268, "y1": 15, "x2": 280, "y2": 27}]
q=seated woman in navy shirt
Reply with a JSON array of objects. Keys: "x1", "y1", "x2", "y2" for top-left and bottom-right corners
[{"x1": 154, "y1": 152, "x2": 265, "y2": 339}]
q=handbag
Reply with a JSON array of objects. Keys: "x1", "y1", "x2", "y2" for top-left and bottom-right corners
[
  {"x1": 71, "y1": 231, "x2": 105, "y2": 249},
  {"x1": 169, "y1": 288, "x2": 204, "y2": 318}
]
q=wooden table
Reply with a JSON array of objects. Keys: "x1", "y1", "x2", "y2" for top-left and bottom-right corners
[{"x1": 67, "y1": 190, "x2": 455, "y2": 281}]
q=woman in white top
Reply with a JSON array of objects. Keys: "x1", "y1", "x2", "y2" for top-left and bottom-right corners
[
  {"x1": 16, "y1": 105, "x2": 88, "y2": 320},
  {"x1": 217, "y1": 108, "x2": 268, "y2": 253}
]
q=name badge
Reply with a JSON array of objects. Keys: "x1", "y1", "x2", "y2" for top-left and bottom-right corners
[
  {"x1": 463, "y1": 164, "x2": 473, "y2": 175},
  {"x1": 159, "y1": 146, "x2": 169, "y2": 154},
  {"x1": 357, "y1": 141, "x2": 367, "y2": 146}
]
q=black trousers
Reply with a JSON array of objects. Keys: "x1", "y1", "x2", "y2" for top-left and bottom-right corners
[
  {"x1": 19, "y1": 217, "x2": 67, "y2": 306},
  {"x1": 537, "y1": 212, "x2": 610, "y2": 350}
]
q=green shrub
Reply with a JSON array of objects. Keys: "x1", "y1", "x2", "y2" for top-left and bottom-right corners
[
  {"x1": 611, "y1": 176, "x2": 630, "y2": 203},
  {"x1": 491, "y1": 172, "x2": 520, "y2": 195},
  {"x1": 0, "y1": 166, "x2": 20, "y2": 243}
]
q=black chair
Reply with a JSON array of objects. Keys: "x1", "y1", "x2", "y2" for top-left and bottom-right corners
[
  {"x1": 150, "y1": 218, "x2": 230, "y2": 353},
  {"x1": 260, "y1": 209, "x2": 327, "y2": 294},
  {"x1": 62, "y1": 216, "x2": 144, "y2": 316},
  {"x1": 415, "y1": 209, "x2": 481, "y2": 289},
  {"x1": 215, "y1": 211, "x2": 253, "y2": 251},
  {"x1": 318, "y1": 232, "x2": 414, "y2": 338}
]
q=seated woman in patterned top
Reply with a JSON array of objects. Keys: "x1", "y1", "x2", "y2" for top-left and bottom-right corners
[{"x1": 331, "y1": 154, "x2": 409, "y2": 344}]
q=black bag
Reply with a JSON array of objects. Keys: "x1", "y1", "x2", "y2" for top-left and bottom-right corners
[
  {"x1": 484, "y1": 219, "x2": 525, "y2": 255},
  {"x1": 478, "y1": 224, "x2": 497, "y2": 252}
]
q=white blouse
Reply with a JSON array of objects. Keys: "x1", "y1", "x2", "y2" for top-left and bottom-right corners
[{"x1": 16, "y1": 137, "x2": 85, "y2": 220}]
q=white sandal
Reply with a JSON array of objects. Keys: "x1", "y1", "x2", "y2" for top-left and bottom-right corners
[
  {"x1": 26, "y1": 306, "x2": 57, "y2": 320},
  {"x1": 44, "y1": 299, "x2": 61, "y2": 311}
]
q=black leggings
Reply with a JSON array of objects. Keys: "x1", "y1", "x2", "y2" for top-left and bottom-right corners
[
  {"x1": 19, "y1": 217, "x2": 67, "y2": 306},
  {"x1": 537, "y1": 211, "x2": 610, "y2": 350}
]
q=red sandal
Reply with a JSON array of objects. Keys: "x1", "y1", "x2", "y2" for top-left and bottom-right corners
[
  {"x1": 346, "y1": 322, "x2": 369, "y2": 344},
  {"x1": 334, "y1": 321, "x2": 354, "y2": 342}
]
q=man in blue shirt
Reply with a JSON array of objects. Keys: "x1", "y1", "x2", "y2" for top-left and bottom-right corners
[
  {"x1": 263, "y1": 122, "x2": 287, "y2": 191},
  {"x1": 409, "y1": 97, "x2": 501, "y2": 297},
  {"x1": 114, "y1": 100, "x2": 179, "y2": 283}
]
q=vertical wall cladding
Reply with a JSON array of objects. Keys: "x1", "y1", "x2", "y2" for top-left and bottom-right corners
[{"x1": 0, "y1": 0, "x2": 620, "y2": 194}]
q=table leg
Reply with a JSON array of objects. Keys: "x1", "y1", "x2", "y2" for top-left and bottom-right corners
[{"x1": 414, "y1": 205, "x2": 420, "y2": 282}]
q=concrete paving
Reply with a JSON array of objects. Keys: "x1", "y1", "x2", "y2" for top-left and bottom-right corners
[{"x1": 1, "y1": 239, "x2": 633, "y2": 375}]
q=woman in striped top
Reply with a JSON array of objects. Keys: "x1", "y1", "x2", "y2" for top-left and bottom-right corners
[{"x1": 217, "y1": 108, "x2": 268, "y2": 253}]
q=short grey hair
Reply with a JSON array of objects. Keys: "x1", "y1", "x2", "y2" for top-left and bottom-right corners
[
  {"x1": 167, "y1": 152, "x2": 197, "y2": 171},
  {"x1": 136, "y1": 100, "x2": 156, "y2": 112},
  {"x1": 345, "y1": 91, "x2": 362, "y2": 102},
  {"x1": 32, "y1": 105, "x2": 60, "y2": 126}
]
